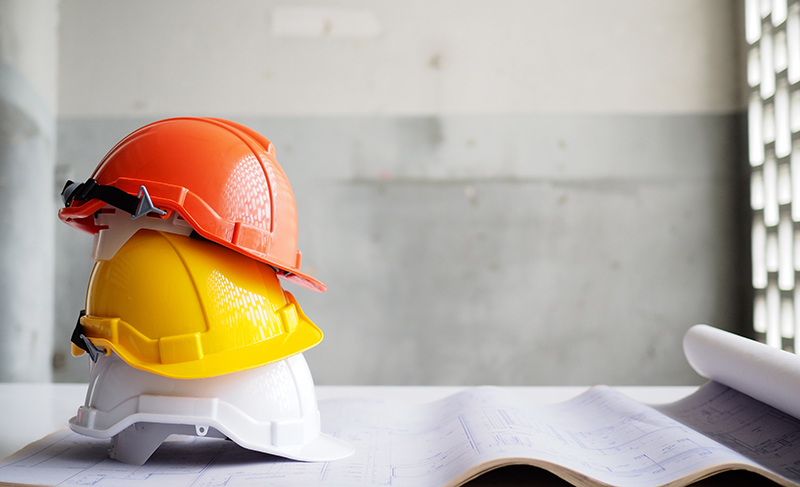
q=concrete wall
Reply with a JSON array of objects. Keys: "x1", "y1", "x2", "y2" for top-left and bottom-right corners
[
  {"x1": 53, "y1": 0, "x2": 749, "y2": 385},
  {"x1": 0, "y1": 0, "x2": 58, "y2": 381}
]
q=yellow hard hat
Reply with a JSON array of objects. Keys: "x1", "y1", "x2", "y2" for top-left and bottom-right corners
[{"x1": 71, "y1": 229, "x2": 323, "y2": 379}]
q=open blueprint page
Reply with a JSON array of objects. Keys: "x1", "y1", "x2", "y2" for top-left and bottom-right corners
[
  {"x1": 1, "y1": 385, "x2": 798, "y2": 487},
  {"x1": 654, "y1": 380, "x2": 800, "y2": 484}
]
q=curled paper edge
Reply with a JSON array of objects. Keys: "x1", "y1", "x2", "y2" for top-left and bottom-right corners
[{"x1": 684, "y1": 324, "x2": 800, "y2": 419}]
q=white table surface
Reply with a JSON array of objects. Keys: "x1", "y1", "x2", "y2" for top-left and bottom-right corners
[{"x1": 0, "y1": 383, "x2": 697, "y2": 462}]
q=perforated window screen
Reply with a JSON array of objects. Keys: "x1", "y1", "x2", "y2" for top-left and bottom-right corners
[{"x1": 749, "y1": 0, "x2": 800, "y2": 350}]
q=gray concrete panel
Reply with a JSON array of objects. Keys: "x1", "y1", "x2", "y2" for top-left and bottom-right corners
[
  {"x1": 53, "y1": 113, "x2": 748, "y2": 385},
  {"x1": 57, "y1": 0, "x2": 744, "y2": 116},
  {"x1": 0, "y1": 61, "x2": 56, "y2": 381}
]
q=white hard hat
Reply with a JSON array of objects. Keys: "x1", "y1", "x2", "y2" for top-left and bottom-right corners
[{"x1": 69, "y1": 351, "x2": 353, "y2": 465}]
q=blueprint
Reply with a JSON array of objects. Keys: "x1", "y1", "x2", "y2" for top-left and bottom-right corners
[
  {"x1": 1, "y1": 384, "x2": 798, "y2": 487},
  {"x1": 656, "y1": 381, "x2": 800, "y2": 482}
]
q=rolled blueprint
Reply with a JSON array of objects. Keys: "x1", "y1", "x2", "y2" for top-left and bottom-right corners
[{"x1": 684, "y1": 324, "x2": 800, "y2": 419}]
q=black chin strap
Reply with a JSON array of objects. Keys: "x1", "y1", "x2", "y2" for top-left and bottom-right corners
[
  {"x1": 70, "y1": 310, "x2": 105, "y2": 362},
  {"x1": 61, "y1": 178, "x2": 166, "y2": 219}
]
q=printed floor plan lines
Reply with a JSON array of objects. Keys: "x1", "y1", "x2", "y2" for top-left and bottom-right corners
[{"x1": 3, "y1": 384, "x2": 800, "y2": 487}]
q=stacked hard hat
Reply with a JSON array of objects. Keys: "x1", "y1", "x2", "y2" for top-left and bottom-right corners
[{"x1": 58, "y1": 118, "x2": 352, "y2": 465}]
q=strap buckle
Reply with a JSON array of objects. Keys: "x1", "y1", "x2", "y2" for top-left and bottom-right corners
[{"x1": 70, "y1": 310, "x2": 105, "y2": 363}]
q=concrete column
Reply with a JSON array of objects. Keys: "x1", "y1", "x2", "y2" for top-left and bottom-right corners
[{"x1": 0, "y1": 0, "x2": 59, "y2": 381}]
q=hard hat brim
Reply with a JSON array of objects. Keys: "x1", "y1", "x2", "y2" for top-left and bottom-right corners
[
  {"x1": 86, "y1": 322, "x2": 323, "y2": 380},
  {"x1": 282, "y1": 433, "x2": 356, "y2": 462},
  {"x1": 69, "y1": 415, "x2": 355, "y2": 462},
  {"x1": 59, "y1": 201, "x2": 327, "y2": 293},
  {"x1": 69, "y1": 353, "x2": 355, "y2": 463}
]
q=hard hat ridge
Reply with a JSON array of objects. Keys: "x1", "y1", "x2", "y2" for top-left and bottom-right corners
[
  {"x1": 71, "y1": 229, "x2": 323, "y2": 379},
  {"x1": 58, "y1": 117, "x2": 326, "y2": 292}
]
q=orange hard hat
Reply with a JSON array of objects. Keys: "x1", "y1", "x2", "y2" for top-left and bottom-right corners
[{"x1": 58, "y1": 117, "x2": 325, "y2": 292}]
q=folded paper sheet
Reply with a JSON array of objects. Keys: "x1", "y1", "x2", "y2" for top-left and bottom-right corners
[{"x1": 683, "y1": 324, "x2": 800, "y2": 420}]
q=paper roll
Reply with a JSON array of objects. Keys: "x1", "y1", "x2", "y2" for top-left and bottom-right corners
[{"x1": 684, "y1": 324, "x2": 800, "y2": 419}]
